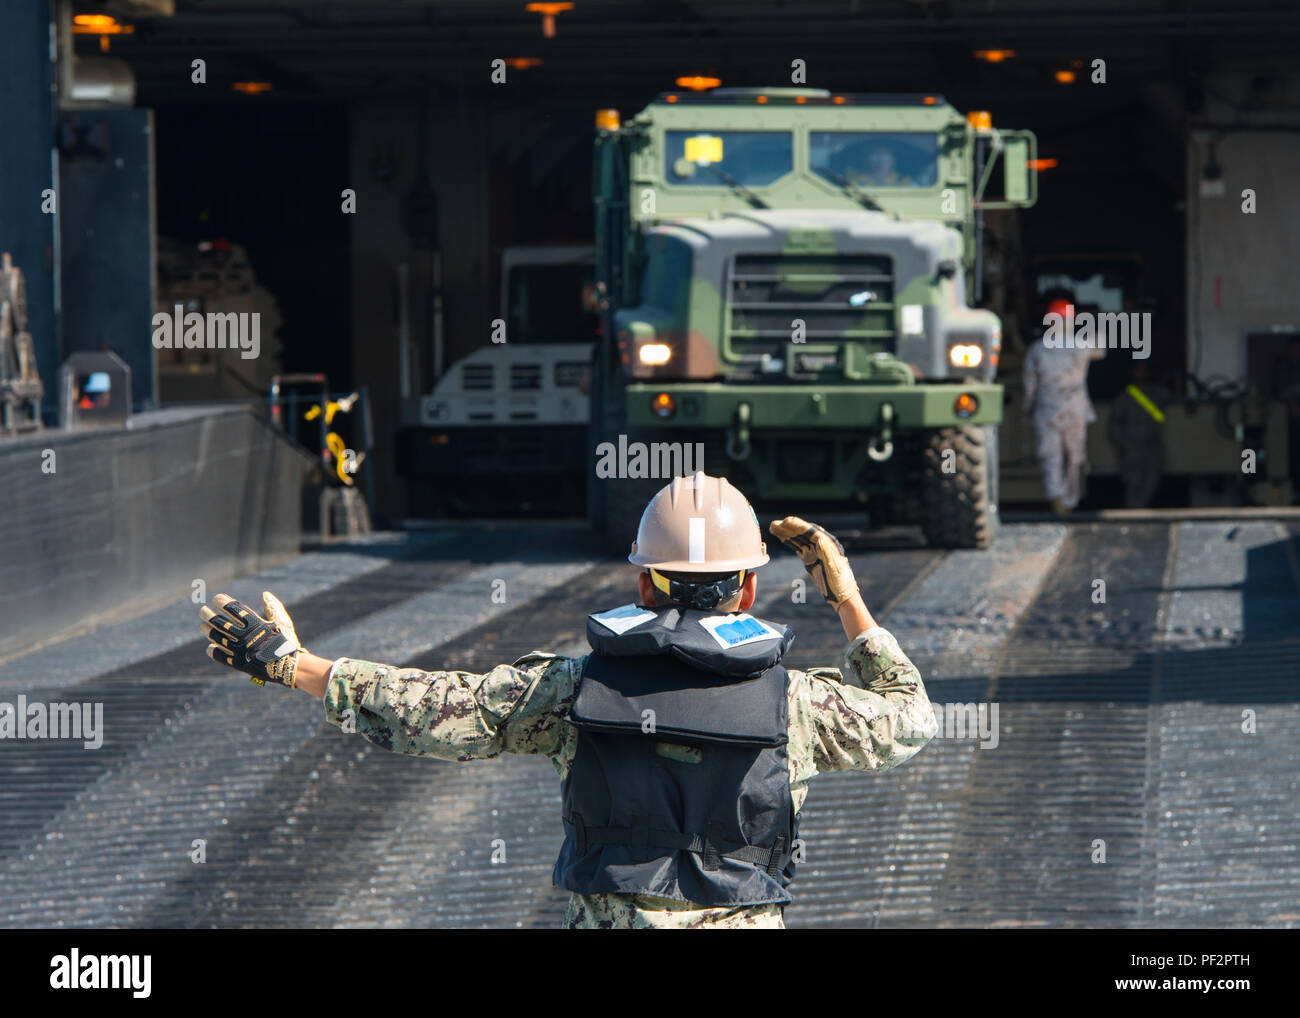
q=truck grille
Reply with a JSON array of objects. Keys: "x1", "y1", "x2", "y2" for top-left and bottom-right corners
[
  {"x1": 726, "y1": 253, "x2": 896, "y2": 355},
  {"x1": 509, "y1": 363, "x2": 542, "y2": 390},
  {"x1": 462, "y1": 364, "x2": 494, "y2": 390}
]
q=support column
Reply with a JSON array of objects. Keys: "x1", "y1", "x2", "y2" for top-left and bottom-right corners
[{"x1": 0, "y1": 0, "x2": 59, "y2": 421}]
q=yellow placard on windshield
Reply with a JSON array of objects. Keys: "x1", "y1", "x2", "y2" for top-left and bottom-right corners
[{"x1": 684, "y1": 134, "x2": 724, "y2": 164}]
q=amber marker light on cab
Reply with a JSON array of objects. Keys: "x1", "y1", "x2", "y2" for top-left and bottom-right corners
[
  {"x1": 651, "y1": 393, "x2": 677, "y2": 419},
  {"x1": 954, "y1": 393, "x2": 980, "y2": 418},
  {"x1": 676, "y1": 76, "x2": 721, "y2": 91}
]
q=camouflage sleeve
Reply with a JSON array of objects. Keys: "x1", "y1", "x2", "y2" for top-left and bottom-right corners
[
  {"x1": 321, "y1": 652, "x2": 582, "y2": 762},
  {"x1": 789, "y1": 627, "x2": 939, "y2": 776}
]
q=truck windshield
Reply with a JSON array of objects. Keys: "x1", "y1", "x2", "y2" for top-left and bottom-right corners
[
  {"x1": 506, "y1": 263, "x2": 599, "y2": 344},
  {"x1": 810, "y1": 131, "x2": 939, "y2": 188},
  {"x1": 664, "y1": 130, "x2": 794, "y2": 188}
]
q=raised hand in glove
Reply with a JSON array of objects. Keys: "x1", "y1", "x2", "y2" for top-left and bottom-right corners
[
  {"x1": 199, "y1": 591, "x2": 305, "y2": 688},
  {"x1": 768, "y1": 516, "x2": 860, "y2": 608}
]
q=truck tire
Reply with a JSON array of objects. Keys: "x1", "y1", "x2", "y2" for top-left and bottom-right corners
[{"x1": 919, "y1": 424, "x2": 999, "y2": 549}]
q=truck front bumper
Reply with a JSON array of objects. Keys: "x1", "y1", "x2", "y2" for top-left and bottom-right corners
[
  {"x1": 625, "y1": 382, "x2": 1003, "y2": 430},
  {"x1": 395, "y1": 424, "x2": 587, "y2": 479}
]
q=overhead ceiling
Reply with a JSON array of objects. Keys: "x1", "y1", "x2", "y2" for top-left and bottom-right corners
[{"x1": 84, "y1": 0, "x2": 1300, "y2": 109}]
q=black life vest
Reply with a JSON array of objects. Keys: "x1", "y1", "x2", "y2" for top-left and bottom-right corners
[{"x1": 552, "y1": 604, "x2": 800, "y2": 908}]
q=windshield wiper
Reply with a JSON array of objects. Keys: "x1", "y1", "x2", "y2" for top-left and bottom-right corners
[
  {"x1": 699, "y1": 164, "x2": 769, "y2": 209},
  {"x1": 813, "y1": 166, "x2": 883, "y2": 211}
]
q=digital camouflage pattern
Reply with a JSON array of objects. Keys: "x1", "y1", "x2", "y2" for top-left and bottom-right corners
[{"x1": 322, "y1": 624, "x2": 938, "y2": 929}]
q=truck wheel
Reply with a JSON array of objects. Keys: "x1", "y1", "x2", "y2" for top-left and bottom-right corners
[{"x1": 919, "y1": 424, "x2": 999, "y2": 549}]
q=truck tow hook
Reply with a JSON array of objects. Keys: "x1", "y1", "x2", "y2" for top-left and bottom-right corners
[
  {"x1": 867, "y1": 402, "x2": 895, "y2": 462},
  {"x1": 727, "y1": 401, "x2": 752, "y2": 461}
]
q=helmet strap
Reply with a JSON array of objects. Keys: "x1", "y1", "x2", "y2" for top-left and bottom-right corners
[{"x1": 648, "y1": 568, "x2": 745, "y2": 611}]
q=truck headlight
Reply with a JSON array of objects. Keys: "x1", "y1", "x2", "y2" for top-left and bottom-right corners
[
  {"x1": 949, "y1": 343, "x2": 983, "y2": 368},
  {"x1": 639, "y1": 343, "x2": 673, "y2": 366}
]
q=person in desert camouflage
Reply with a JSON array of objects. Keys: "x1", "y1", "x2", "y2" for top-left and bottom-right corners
[
  {"x1": 199, "y1": 471, "x2": 938, "y2": 929},
  {"x1": 1023, "y1": 298, "x2": 1106, "y2": 515}
]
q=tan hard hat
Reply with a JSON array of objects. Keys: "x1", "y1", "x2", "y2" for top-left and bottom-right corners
[{"x1": 628, "y1": 471, "x2": 769, "y2": 572}]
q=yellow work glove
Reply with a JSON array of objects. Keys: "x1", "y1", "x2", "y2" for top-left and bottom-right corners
[
  {"x1": 199, "y1": 591, "x2": 306, "y2": 688},
  {"x1": 769, "y1": 517, "x2": 860, "y2": 608}
]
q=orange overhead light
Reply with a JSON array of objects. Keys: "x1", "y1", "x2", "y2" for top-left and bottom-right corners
[
  {"x1": 755, "y1": 95, "x2": 768, "y2": 104},
  {"x1": 72, "y1": 14, "x2": 132, "y2": 33},
  {"x1": 73, "y1": 13, "x2": 133, "y2": 50},
  {"x1": 973, "y1": 49, "x2": 1015, "y2": 63},
  {"x1": 923, "y1": 95, "x2": 938, "y2": 105},
  {"x1": 232, "y1": 81, "x2": 273, "y2": 95},
  {"x1": 832, "y1": 95, "x2": 846, "y2": 104},
  {"x1": 595, "y1": 108, "x2": 620, "y2": 130},
  {"x1": 1029, "y1": 158, "x2": 1059, "y2": 170},
  {"x1": 526, "y1": 2, "x2": 574, "y2": 38},
  {"x1": 966, "y1": 110, "x2": 993, "y2": 131},
  {"x1": 1054, "y1": 69, "x2": 1076, "y2": 84},
  {"x1": 504, "y1": 57, "x2": 542, "y2": 69},
  {"x1": 676, "y1": 75, "x2": 720, "y2": 91},
  {"x1": 664, "y1": 93, "x2": 679, "y2": 103},
  {"x1": 794, "y1": 95, "x2": 806, "y2": 104}
]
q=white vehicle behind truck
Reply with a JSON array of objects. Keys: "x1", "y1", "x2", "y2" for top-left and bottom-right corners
[{"x1": 396, "y1": 245, "x2": 596, "y2": 514}]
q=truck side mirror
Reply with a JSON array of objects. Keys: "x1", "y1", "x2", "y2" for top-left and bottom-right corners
[{"x1": 1003, "y1": 137, "x2": 1031, "y2": 204}]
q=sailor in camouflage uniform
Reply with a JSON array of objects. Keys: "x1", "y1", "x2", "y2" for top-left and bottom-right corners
[{"x1": 199, "y1": 471, "x2": 938, "y2": 929}]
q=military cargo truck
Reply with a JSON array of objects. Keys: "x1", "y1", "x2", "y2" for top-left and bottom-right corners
[
  {"x1": 588, "y1": 87, "x2": 1037, "y2": 549},
  {"x1": 397, "y1": 244, "x2": 597, "y2": 514}
]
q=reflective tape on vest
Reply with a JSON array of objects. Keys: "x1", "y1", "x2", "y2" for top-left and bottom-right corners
[{"x1": 1125, "y1": 384, "x2": 1165, "y2": 424}]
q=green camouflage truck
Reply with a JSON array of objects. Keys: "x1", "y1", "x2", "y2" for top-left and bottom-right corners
[{"x1": 587, "y1": 87, "x2": 1037, "y2": 549}]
